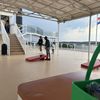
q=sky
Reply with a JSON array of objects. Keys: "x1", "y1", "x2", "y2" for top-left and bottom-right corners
[{"x1": 23, "y1": 14, "x2": 100, "y2": 42}]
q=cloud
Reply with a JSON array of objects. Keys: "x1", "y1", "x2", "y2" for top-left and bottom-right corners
[
  {"x1": 60, "y1": 25, "x2": 98, "y2": 42},
  {"x1": 59, "y1": 14, "x2": 100, "y2": 42}
]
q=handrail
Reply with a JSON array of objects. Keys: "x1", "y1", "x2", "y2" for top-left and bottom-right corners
[
  {"x1": 14, "y1": 24, "x2": 26, "y2": 54},
  {"x1": 85, "y1": 43, "x2": 100, "y2": 80},
  {"x1": 1, "y1": 21, "x2": 10, "y2": 55}
]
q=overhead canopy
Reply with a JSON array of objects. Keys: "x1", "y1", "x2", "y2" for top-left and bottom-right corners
[{"x1": 1, "y1": 0, "x2": 100, "y2": 22}]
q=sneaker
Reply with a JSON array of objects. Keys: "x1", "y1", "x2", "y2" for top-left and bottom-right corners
[
  {"x1": 45, "y1": 58, "x2": 50, "y2": 60},
  {"x1": 47, "y1": 58, "x2": 50, "y2": 60}
]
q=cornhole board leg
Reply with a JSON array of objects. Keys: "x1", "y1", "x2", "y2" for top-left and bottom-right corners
[
  {"x1": 25, "y1": 54, "x2": 47, "y2": 62},
  {"x1": 81, "y1": 59, "x2": 100, "y2": 69},
  {"x1": 17, "y1": 95, "x2": 22, "y2": 100}
]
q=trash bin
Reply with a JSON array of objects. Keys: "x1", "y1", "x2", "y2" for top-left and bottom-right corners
[
  {"x1": 1, "y1": 44, "x2": 7, "y2": 55},
  {"x1": 72, "y1": 43, "x2": 100, "y2": 100}
]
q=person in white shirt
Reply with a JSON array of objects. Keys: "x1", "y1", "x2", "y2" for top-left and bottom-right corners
[{"x1": 51, "y1": 42, "x2": 55, "y2": 54}]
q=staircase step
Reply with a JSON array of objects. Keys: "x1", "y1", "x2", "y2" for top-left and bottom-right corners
[
  {"x1": 10, "y1": 51, "x2": 25, "y2": 55},
  {"x1": 10, "y1": 49, "x2": 23, "y2": 52},
  {"x1": 10, "y1": 49, "x2": 24, "y2": 52},
  {"x1": 10, "y1": 43, "x2": 21, "y2": 45},
  {"x1": 9, "y1": 34, "x2": 25, "y2": 55},
  {"x1": 10, "y1": 47, "x2": 23, "y2": 49}
]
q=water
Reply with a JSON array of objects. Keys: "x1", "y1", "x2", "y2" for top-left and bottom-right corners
[{"x1": 60, "y1": 44, "x2": 97, "y2": 53}]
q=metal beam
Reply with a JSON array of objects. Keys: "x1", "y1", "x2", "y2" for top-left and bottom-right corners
[{"x1": 16, "y1": 12, "x2": 57, "y2": 22}]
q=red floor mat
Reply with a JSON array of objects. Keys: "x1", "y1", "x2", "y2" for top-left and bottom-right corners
[
  {"x1": 25, "y1": 54, "x2": 47, "y2": 62},
  {"x1": 81, "y1": 59, "x2": 100, "y2": 69}
]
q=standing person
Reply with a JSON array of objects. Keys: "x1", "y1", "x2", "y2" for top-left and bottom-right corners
[
  {"x1": 44, "y1": 36, "x2": 50, "y2": 60},
  {"x1": 5, "y1": 21, "x2": 10, "y2": 34},
  {"x1": 37, "y1": 36, "x2": 43, "y2": 52},
  {"x1": 51, "y1": 42, "x2": 55, "y2": 54}
]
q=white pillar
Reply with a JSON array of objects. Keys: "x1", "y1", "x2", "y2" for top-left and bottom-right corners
[
  {"x1": 29, "y1": 34, "x2": 31, "y2": 46},
  {"x1": 57, "y1": 22, "x2": 60, "y2": 52},
  {"x1": 0, "y1": 15, "x2": 1, "y2": 34},
  {"x1": 95, "y1": 14, "x2": 98, "y2": 46},
  {"x1": 9, "y1": 14, "x2": 16, "y2": 34},
  {"x1": 88, "y1": 15, "x2": 92, "y2": 62}
]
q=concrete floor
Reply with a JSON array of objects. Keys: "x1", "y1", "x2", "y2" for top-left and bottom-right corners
[{"x1": 0, "y1": 49, "x2": 100, "y2": 100}]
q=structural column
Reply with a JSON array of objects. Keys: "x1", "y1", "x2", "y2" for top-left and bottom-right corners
[
  {"x1": 57, "y1": 22, "x2": 60, "y2": 53},
  {"x1": 16, "y1": 9, "x2": 22, "y2": 28},
  {"x1": 95, "y1": 14, "x2": 98, "y2": 46},
  {"x1": 88, "y1": 15, "x2": 92, "y2": 62}
]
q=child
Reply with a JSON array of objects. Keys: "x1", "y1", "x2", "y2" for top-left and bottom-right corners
[{"x1": 51, "y1": 42, "x2": 55, "y2": 54}]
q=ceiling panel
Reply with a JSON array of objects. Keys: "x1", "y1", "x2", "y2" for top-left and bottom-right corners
[
  {"x1": 61, "y1": 7, "x2": 73, "y2": 12},
  {"x1": 58, "y1": 0, "x2": 70, "y2": 5},
  {"x1": 32, "y1": 2, "x2": 45, "y2": 8},
  {"x1": 50, "y1": 2, "x2": 65, "y2": 9},
  {"x1": 0, "y1": 0, "x2": 100, "y2": 22},
  {"x1": 80, "y1": 0, "x2": 96, "y2": 5},
  {"x1": 37, "y1": 0, "x2": 53, "y2": 5},
  {"x1": 89, "y1": 2, "x2": 100, "y2": 9},
  {"x1": 56, "y1": 10, "x2": 64, "y2": 15}
]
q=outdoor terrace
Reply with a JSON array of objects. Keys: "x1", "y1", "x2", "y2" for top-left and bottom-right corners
[{"x1": 0, "y1": 48, "x2": 100, "y2": 100}]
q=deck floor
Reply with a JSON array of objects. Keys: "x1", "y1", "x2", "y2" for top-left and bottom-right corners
[{"x1": 0, "y1": 49, "x2": 100, "y2": 100}]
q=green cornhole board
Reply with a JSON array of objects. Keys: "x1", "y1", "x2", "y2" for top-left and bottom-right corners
[{"x1": 72, "y1": 44, "x2": 100, "y2": 100}]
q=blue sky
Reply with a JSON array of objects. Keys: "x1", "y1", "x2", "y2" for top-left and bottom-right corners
[{"x1": 23, "y1": 14, "x2": 100, "y2": 42}]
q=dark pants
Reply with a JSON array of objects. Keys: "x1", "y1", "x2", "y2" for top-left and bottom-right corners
[
  {"x1": 5, "y1": 25, "x2": 10, "y2": 34},
  {"x1": 39, "y1": 45, "x2": 42, "y2": 51}
]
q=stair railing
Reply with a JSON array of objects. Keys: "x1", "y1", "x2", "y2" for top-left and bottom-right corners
[
  {"x1": 1, "y1": 21, "x2": 10, "y2": 55},
  {"x1": 14, "y1": 24, "x2": 26, "y2": 54}
]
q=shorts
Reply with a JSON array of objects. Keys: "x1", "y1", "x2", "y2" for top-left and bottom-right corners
[{"x1": 46, "y1": 47, "x2": 50, "y2": 54}]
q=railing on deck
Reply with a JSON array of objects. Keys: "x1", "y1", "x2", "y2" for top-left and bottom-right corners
[
  {"x1": 14, "y1": 24, "x2": 26, "y2": 54},
  {"x1": 13, "y1": 24, "x2": 57, "y2": 55},
  {"x1": 1, "y1": 21, "x2": 10, "y2": 55},
  {"x1": 20, "y1": 25, "x2": 57, "y2": 45},
  {"x1": 60, "y1": 43, "x2": 97, "y2": 53}
]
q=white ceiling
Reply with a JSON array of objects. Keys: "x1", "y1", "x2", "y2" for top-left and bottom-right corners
[{"x1": 1, "y1": 0, "x2": 100, "y2": 22}]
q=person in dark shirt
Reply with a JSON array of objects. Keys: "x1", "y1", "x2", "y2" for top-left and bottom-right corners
[
  {"x1": 5, "y1": 21, "x2": 10, "y2": 34},
  {"x1": 37, "y1": 36, "x2": 43, "y2": 51},
  {"x1": 44, "y1": 36, "x2": 50, "y2": 60}
]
